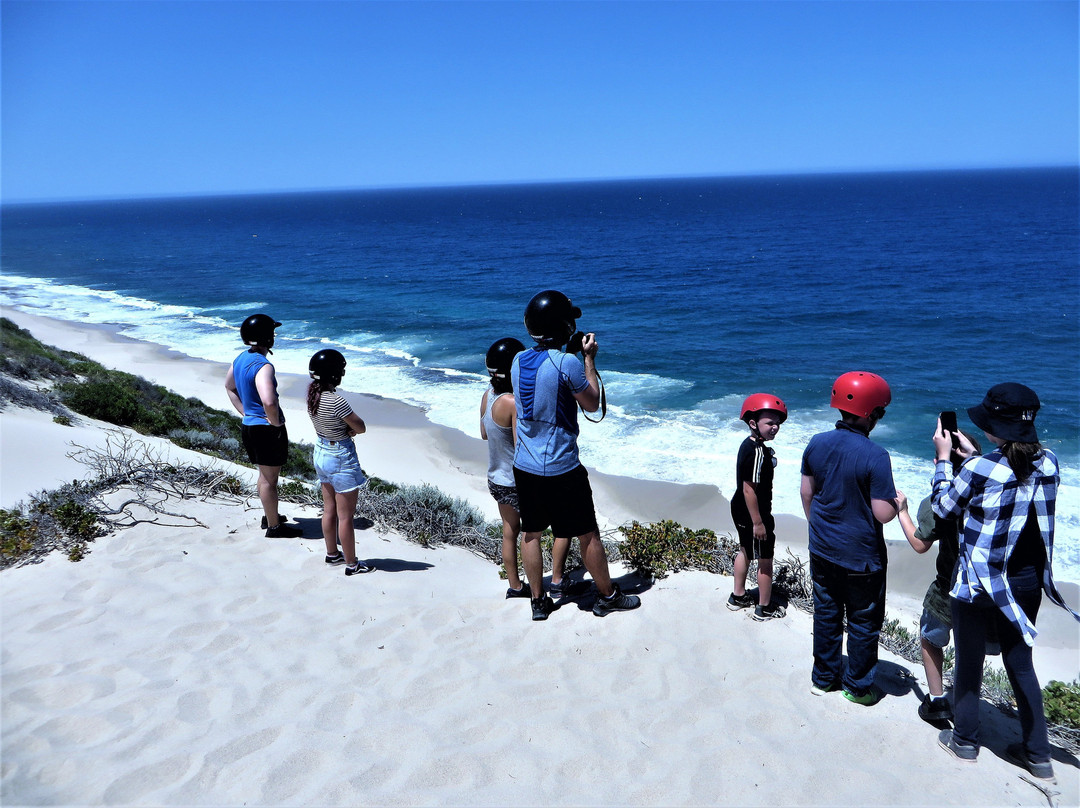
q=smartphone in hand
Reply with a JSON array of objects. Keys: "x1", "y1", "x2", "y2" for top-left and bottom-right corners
[{"x1": 940, "y1": 411, "x2": 960, "y2": 450}]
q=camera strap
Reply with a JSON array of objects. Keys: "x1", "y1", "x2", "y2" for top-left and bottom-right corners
[{"x1": 580, "y1": 370, "x2": 606, "y2": 423}]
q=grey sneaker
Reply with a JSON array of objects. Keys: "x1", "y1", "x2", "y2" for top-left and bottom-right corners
[
  {"x1": 938, "y1": 730, "x2": 978, "y2": 763},
  {"x1": 592, "y1": 584, "x2": 641, "y2": 617},
  {"x1": 727, "y1": 592, "x2": 755, "y2": 611},
  {"x1": 1005, "y1": 743, "x2": 1056, "y2": 783},
  {"x1": 549, "y1": 578, "x2": 565, "y2": 599},
  {"x1": 752, "y1": 602, "x2": 786, "y2": 621}
]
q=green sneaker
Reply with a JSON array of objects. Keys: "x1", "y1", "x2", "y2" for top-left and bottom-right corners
[{"x1": 842, "y1": 688, "x2": 881, "y2": 706}]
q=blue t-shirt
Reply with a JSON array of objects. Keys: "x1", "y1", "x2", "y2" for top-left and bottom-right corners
[
  {"x1": 801, "y1": 422, "x2": 895, "y2": 572},
  {"x1": 232, "y1": 350, "x2": 280, "y2": 426},
  {"x1": 511, "y1": 347, "x2": 588, "y2": 476}
]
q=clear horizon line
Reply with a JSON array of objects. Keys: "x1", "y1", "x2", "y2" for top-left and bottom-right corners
[{"x1": 3, "y1": 162, "x2": 1077, "y2": 206}]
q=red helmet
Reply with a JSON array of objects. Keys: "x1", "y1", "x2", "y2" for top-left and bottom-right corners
[
  {"x1": 740, "y1": 393, "x2": 788, "y2": 423},
  {"x1": 830, "y1": 372, "x2": 891, "y2": 418}
]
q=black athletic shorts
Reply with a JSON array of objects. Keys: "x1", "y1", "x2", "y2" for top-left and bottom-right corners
[
  {"x1": 513, "y1": 464, "x2": 599, "y2": 538},
  {"x1": 241, "y1": 423, "x2": 289, "y2": 467},
  {"x1": 734, "y1": 514, "x2": 776, "y2": 561}
]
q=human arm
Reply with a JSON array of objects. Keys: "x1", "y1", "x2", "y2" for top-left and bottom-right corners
[
  {"x1": 572, "y1": 334, "x2": 601, "y2": 413},
  {"x1": 800, "y1": 474, "x2": 816, "y2": 519},
  {"x1": 255, "y1": 363, "x2": 283, "y2": 427},
  {"x1": 872, "y1": 496, "x2": 898, "y2": 524},
  {"x1": 344, "y1": 412, "x2": 366, "y2": 436},
  {"x1": 479, "y1": 389, "x2": 489, "y2": 440},
  {"x1": 224, "y1": 366, "x2": 245, "y2": 417},
  {"x1": 743, "y1": 481, "x2": 767, "y2": 540},
  {"x1": 896, "y1": 490, "x2": 933, "y2": 553}
]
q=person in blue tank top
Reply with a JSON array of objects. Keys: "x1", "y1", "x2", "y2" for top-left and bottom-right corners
[
  {"x1": 225, "y1": 313, "x2": 302, "y2": 538},
  {"x1": 511, "y1": 290, "x2": 641, "y2": 621}
]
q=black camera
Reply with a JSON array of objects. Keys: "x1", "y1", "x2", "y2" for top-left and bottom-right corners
[{"x1": 566, "y1": 331, "x2": 586, "y2": 354}]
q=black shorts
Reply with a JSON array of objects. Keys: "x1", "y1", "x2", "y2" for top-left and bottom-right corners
[
  {"x1": 241, "y1": 423, "x2": 289, "y2": 467},
  {"x1": 513, "y1": 464, "x2": 598, "y2": 538},
  {"x1": 734, "y1": 514, "x2": 776, "y2": 561}
]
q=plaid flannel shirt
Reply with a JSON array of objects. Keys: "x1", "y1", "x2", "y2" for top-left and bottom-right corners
[{"x1": 931, "y1": 447, "x2": 1078, "y2": 646}]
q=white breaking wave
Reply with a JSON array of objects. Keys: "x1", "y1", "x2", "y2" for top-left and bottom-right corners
[{"x1": 4, "y1": 273, "x2": 1079, "y2": 584}]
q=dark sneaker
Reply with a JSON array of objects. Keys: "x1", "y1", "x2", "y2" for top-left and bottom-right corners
[
  {"x1": 938, "y1": 730, "x2": 978, "y2": 763},
  {"x1": 260, "y1": 513, "x2": 289, "y2": 529},
  {"x1": 811, "y1": 681, "x2": 842, "y2": 696},
  {"x1": 726, "y1": 592, "x2": 755, "y2": 611},
  {"x1": 325, "y1": 551, "x2": 346, "y2": 565},
  {"x1": 1005, "y1": 743, "x2": 1056, "y2": 783},
  {"x1": 531, "y1": 595, "x2": 554, "y2": 621},
  {"x1": 918, "y1": 694, "x2": 953, "y2": 723},
  {"x1": 752, "y1": 602, "x2": 786, "y2": 621},
  {"x1": 549, "y1": 579, "x2": 565, "y2": 599},
  {"x1": 505, "y1": 583, "x2": 530, "y2": 599},
  {"x1": 265, "y1": 523, "x2": 303, "y2": 538},
  {"x1": 592, "y1": 584, "x2": 641, "y2": 617},
  {"x1": 843, "y1": 688, "x2": 882, "y2": 706},
  {"x1": 345, "y1": 560, "x2": 374, "y2": 576}
]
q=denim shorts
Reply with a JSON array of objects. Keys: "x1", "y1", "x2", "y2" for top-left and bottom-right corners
[
  {"x1": 919, "y1": 608, "x2": 951, "y2": 649},
  {"x1": 313, "y1": 437, "x2": 367, "y2": 493}
]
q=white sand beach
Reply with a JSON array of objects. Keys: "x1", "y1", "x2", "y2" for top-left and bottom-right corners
[{"x1": 2, "y1": 308, "x2": 1077, "y2": 807}]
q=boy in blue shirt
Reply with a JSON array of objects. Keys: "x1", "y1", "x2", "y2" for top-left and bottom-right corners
[
  {"x1": 800, "y1": 372, "x2": 898, "y2": 705},
  {"x1": 728, "y1": 394, "x2": 788, "y2": 621}
]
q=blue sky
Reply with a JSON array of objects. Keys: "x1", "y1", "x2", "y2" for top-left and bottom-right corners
[{"x1": 2, "y1": 1, "x2": 1076, "y2": 202}]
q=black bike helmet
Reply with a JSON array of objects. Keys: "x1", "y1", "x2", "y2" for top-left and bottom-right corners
[
  {"x1": 240, "y1": 313, "x2": 281, "y2": 348},
  {"x1": 485, "y1": 337, "x2": 525, "y2": 379},
  {"x1": 524, "y1": 290, "x2": 581, "y2": 345},
  {"x1": 308, "y1": 349, "x2": 347, "y2": 386}
]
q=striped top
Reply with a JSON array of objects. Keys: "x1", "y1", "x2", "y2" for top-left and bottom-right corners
[{"x1": 309, "y1": 389, "x2": 354, "y2": 441}]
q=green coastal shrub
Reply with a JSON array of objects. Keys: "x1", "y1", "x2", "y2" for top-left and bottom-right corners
[
  {"x1": 0, "y1": 509, "x2": 39, "y2": 562},
  {"x1": 618, "y1": 519, "x2": 720, "y2": 579},
  {"x1": 1043, "y1": 680, "x2": 1080, "y2": 729}
]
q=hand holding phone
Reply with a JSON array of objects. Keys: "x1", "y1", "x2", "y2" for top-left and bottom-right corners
[{"x1": 940, "y1": 411, "x2": 960, "y2": 450}]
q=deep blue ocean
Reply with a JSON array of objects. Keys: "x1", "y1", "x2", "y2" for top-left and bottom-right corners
[{"x1": 3, "y1": 168, "x2": 1078, "y2": 580}]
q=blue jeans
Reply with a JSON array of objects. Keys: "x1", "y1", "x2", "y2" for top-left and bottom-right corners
[
  {"x1": 810, "y1": 553, "x2": 886, "y2": 695},
  {"x1": 951, "y1": 566, "x2": 1048, "y2": 760}
]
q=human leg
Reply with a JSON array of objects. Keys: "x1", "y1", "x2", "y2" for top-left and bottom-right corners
[
  {"x1": 810, "y1": 554, "x2": 845, "y2": 689},
  {"x1": 497, "y1": 502, "x2": 525, "y2": 591},
  {"x1": 551, "y1": 535, "x2": 571, "y2": 588},
  {"x1": 757, "y1": 557, "x2": 774, "y2": 607},
  {"x1": 950, "y1": 596, "x2": 990, "y2": 749},
  {"x1": 922, "y1": 638, "x2": 946, "y2": 696},
  {"x1": 578, "y1": 530, "x2": 613, "y2": 598},
  {"x1": 733, "y1": 548, "x2": 749, "y2": 596},
  {"x1": 320, "y1": 483, "x2": 338, "y2": 556},
  {"x1": 337, "y1": 489, "x2": 359, "y2": 565},
  {"x1": 999, "y1": 569, "x2": 1050, "y2": 763},
  {"x1": 842, "y1": 567, "x2": 886, "y2": 696},
  {"x1": 521, "y1": 531, "x2": 545, "y2": 599},
  {"x1": 257, "y1": 465, "x2": 281, "y2": 525}
]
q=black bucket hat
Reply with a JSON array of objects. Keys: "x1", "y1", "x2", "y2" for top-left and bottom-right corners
[{"x1": 967, "y1": 383, "x2": 1040, "y2": 443}]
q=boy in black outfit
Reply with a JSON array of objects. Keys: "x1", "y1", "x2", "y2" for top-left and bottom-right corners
[{"x1": 728, "y1": 394, "x2": 788, "y2": 621}]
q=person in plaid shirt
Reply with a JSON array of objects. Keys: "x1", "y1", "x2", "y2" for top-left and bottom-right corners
[{"x1": 931, "y1": 383, "x2": 1079, "y2": 782}]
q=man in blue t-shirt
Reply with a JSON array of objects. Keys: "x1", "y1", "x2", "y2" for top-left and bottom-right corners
[
  {"x1": 225, "y1": 313, "x2": 302, "y2": 539},
  {"x1": 511, "y1": 290, "x2": 641, "y2": 621},
  {"x1": 800, "y1": 371, "x2": 898, "y2": 704}
]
